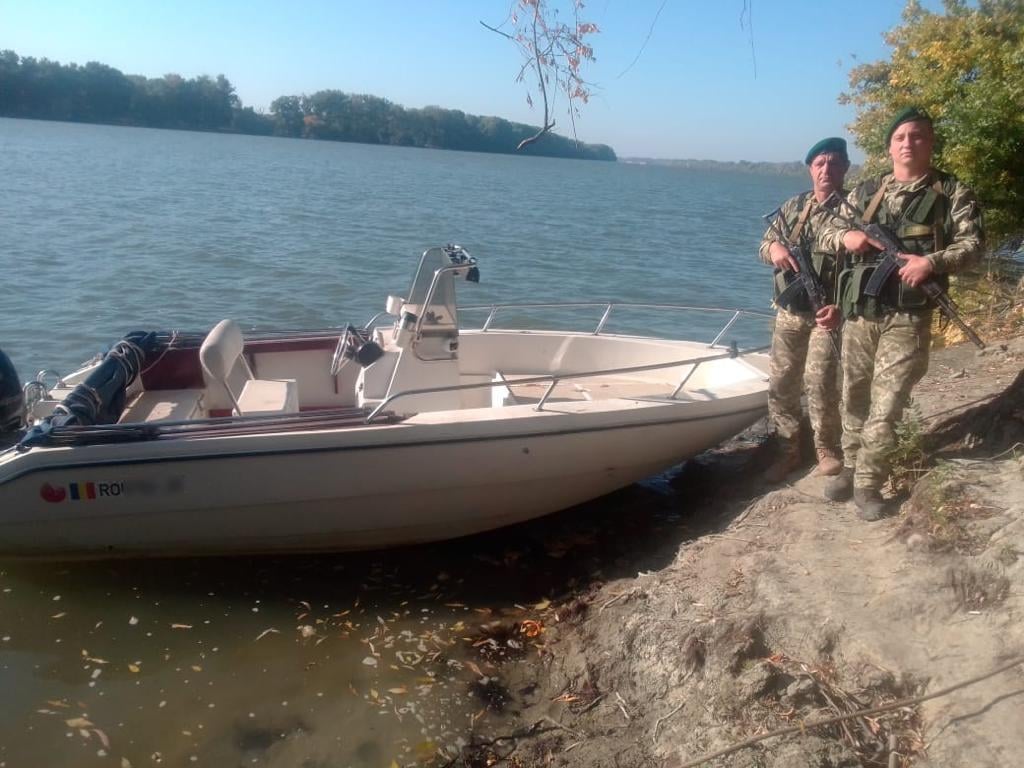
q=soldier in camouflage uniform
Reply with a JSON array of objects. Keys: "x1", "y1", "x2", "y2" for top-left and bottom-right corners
[
  {"x1": 817, "y1": 107, "x2": 984, "y2": 520},
  {"x1": 759, "y1": 137, "x2": 847, "y2": 483}
]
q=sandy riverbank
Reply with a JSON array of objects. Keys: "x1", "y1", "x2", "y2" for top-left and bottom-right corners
[{"x1": 443, "y1": 335, "x2": 1024, "y2": 767}]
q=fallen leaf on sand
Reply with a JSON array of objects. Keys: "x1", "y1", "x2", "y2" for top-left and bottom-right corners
[{"x1": 520, "y1": 620, "x2": 544, "y2": 638}]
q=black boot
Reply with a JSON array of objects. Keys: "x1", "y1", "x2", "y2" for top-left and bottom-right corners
[
  {"x1": 853, "y1": 487, "x2": 886, "y2": 521},
  {"x1": 824, "y1": 466, "x2": 854, "y2": 501}
]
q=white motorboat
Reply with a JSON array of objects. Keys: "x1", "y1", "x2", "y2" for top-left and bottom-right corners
[{"x1": 0, "y1": 246, "x2": 771, "y2": 559}]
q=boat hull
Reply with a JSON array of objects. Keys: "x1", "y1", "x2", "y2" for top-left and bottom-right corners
[{"x1": 0, "y1": 397, "x2": 764, "y2": 558}]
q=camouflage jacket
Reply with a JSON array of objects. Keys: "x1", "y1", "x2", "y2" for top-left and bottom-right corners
[
  {"x1": 816, "y1": 169, "x2": 984, "y2": 274},
  {"x1": 759, "y1": 190, "x2": 846, "y2": 308}
]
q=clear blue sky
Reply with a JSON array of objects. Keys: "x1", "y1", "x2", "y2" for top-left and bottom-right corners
[{"x1": 1, "y1": 0, "x2": 928, "y2": 162}]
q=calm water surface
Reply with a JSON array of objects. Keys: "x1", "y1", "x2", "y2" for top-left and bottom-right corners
[{"x1": 0, "y1": 118, "x2": 805, "y2": 766}]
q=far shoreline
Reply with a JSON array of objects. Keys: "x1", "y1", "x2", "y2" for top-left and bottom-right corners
[
  {"x1": 621, "y1": 156, "x2": 863, "y2": 177},
  {"x1": 3, "y1": 116, "x2": 824, "y2": 171},
  {"x1": 0, "y1": 114, "x2": 618, "y2": 163}
]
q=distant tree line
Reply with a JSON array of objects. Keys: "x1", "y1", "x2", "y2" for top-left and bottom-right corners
[
  {"x1": 267, "y1": 91, "x2": 615, "y2": 160},
  {"x1": 0, "y1": 50, "x2": 616, "y2": 161},
  {"x1": 623, "y1": 158, "x2": 822, "y2": 177}
]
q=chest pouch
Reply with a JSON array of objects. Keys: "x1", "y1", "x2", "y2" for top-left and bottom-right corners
[
  {"x1": 889, "y1": 187, "x2": 944, "y2": 310},
  {"x1": 773, "y1": 252, "x2": 833, "y2": 314},
  {"x1": 838, "y1": 263, "x2": 882, "y2": 320},
  {"x1": 885, "y1": 269, "x2": 930, "y2": 311},
  {"x1": 773, "y1": 269, "x2": 811, "y2": 313}
]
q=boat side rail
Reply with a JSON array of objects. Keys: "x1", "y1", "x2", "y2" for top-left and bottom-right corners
[
  {"x1": 459, "y1": 302, "x2": 773, "y2": 344},
  {"x1": 366, "y1": 342, "x2": 770, "y2": 422},
  {"x1": 14, "y1": 406, "x2": 405, "y2": 450}
]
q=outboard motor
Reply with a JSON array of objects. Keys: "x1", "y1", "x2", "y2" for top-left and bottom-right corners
[
  {"x1": 17, "y1": 331, "x2": 164, "y2": 450},
  {"x1": 49, "y1": 331, "x2": 162, "y2": 427},
  {"x1": 0, "y1": 347, "x2": 25, "y2": 434}
]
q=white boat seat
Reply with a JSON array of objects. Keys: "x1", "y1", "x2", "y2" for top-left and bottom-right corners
[
  {"x1": 199, "y1": 319, "x2": 298, "y2": 415},
  {"x1": 237, "y1": 379, "x2": 298, "y2": 415},
  {"x1": 120, "y1": 389, "x2": 204, "y2": 423}
]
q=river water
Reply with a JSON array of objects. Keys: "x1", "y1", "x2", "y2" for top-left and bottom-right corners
[{"x1": 0, "y1": 117, "x2": 805, "y2": 767}]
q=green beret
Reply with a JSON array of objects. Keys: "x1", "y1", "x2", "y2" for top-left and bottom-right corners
[
  {"x1": 885, "y1": 106, "x2": 932, "y2": 145},
  {"x1": 804, "y1": 137, "x2": 848, "y2": 165}
]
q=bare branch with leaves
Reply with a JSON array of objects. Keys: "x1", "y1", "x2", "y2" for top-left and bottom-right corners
[{"x1": 481, "y1": 0, "x2": 599, "y2": 150}]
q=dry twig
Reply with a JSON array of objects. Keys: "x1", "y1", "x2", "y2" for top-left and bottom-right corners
[
  {"x1": 676, "y1": 655, "x2": 1024, "y2": 768},
  {"x1": 615, "y1": 691, "x2": 631, "y2": 721},
  {"x1": 599, "y1": 591, "x2": 630, "y2": 613},
  {"x1": 576, "y1": 693, "x2": 605, "y2": 714},
  {"x1": 653, "y1": 702, "x2": 685, "y2": 743}
]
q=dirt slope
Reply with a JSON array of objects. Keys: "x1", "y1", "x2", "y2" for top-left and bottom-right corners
[{"x1": 468, "y1": 337, "x2": 1024, "y2": 768}]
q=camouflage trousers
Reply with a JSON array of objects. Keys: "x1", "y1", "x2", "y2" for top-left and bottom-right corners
[
  {"x1": 841, "y1": 312, "x2": 931, "y2": 490},
  {"x1": 768, "y1": 308, "x2": 841, "y2": 452}
]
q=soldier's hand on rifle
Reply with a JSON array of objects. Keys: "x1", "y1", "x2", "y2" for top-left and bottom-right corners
[
  {"x1": 768, "y1": 241, "x2": 799, "y2": 272},
  {"x1": 841, "y1": 230, "x2": 886, "y2": 254},
  {"x1": 815, "y1": 304, "x2": 841, "y2": 332},
  {"x1": 898, "y1": 254, "x2": 934, "y2": 287}
]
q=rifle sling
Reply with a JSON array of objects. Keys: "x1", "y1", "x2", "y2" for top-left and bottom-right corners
[
  {"x1": 788, "y1": 195, "x2": 816, "y2": 244},
  {"x1": 931, "y1": 179, "x2": 945, "y2": 251},
  {"x1": 862, "y1": 175, "x2": 891, "y2": 224}
]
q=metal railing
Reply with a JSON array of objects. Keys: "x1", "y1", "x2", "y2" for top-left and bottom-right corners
[
  {"x1": 367, "y1": 342, "x2": 769, "y2": 422},
  {"x1": 13, "y1": 304, "x2": 772, "y2": 449},
  {"x1": 460, "y1": 301, "x2": 771, "y2": 339},
  {"x1": 364, "y1": 302, "x2": 772, "y2": 421}
]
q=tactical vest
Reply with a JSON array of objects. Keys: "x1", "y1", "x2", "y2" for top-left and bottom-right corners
[
  {"x1": 838, "y1": 171, "x2": 951, "y2": 319},
  {"x1": 772, "y1": 192, "x2": 839, "y2": 314}
]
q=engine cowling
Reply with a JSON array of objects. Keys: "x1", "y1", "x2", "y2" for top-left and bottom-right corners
[{"x1": 0, "y1": 347, "x2": 24, "y2": 434}]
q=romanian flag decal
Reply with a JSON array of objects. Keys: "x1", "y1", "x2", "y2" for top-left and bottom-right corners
[
  {"x1": 40, "y1": 480, "x2": 131, "y2": 503},
  {"x1": 68, "y1": 482, "x2": 96, "y2": 500}
]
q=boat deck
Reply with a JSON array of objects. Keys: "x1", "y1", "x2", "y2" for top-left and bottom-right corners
[{"x1": 497, "y1": 375, "x2": 707, "y2": 404}]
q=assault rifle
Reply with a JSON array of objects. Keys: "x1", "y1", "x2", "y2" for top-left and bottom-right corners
[
  {"x1": 762, "y1": 207, "x2": 841, "y2": 356},
  {"x1": 823, "y1": 194, "x2": 985, "y2": 349}
]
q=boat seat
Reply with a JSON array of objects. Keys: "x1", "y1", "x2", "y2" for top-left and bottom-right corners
[
  {"x1": 120, "y1": 389, "x2": 204, "y2": 423},
  {"x1": 199, "y1": 319, "x2": 298, "y2": 416}
]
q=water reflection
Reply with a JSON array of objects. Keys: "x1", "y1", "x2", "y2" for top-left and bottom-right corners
[{"x1": 0, "y1": 472, "x2": 695, "y2": 768}]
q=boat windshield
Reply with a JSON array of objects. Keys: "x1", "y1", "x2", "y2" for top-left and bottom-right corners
[{"x1": 403, "y1": 246, "x2": 472, "y2": 332}]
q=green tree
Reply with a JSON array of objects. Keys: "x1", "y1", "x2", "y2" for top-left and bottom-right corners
[
  {"x1": 842, "y1": 0, "x2": 1024, "y2": 239},
  {"x1": 0, "y1": 49, "x2": 615, "y2": 160},
  {"x1": 269, "y1": 95, "x2": 305, "y2": 137}
]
